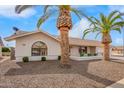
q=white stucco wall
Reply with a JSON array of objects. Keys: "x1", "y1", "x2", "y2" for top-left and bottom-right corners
[
  {"x1": 96, "y1": 47, "x2": 103, "y2": 56},
  {"x1": 15, "y1": 32, "x2": 61, "y2": 61},
  {"x1": 70, "y1": 46, "x2": 80, "y2": 56},
  {"x1": 87, "y1": 47, "x2": 90, "y2": 54}
]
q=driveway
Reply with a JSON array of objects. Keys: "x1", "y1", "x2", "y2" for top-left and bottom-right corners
[{"x1": 0, "y1": 59, "x2": 124, "y2": 88}]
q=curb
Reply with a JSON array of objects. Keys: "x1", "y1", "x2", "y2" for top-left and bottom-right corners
[{"x1": 106, "y1": 79, "x2": 124, "y2": 88}]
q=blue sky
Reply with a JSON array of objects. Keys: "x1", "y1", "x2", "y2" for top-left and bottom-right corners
[{"x1": 0, "y1": 5, "x2": 124, "y2": 47}]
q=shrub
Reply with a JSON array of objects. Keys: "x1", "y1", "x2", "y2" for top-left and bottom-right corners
[
  {"x1": 58, "y1": 56, "x2": 61, "y2": 60},
  {"x1": 41, "y1": 57, "x2": 46, "y2": 61},
  {"x1": 87, "y1": 53, "x2": 92, "y2": 56},
  {"x1": 94, "y1": 53, "x2": 98, "y2": 56},
  {"x1": 2, "y1": 47, "x2": 10, "y2": 52},
  {"x1": 84, "y1": 53, "x2": 88, "y2": 56},
  {"x1": 80, "y1": 53, "x2": 84, "y2": 57},
  {"x1": 22, "y1": 57, "x2": 29, "y2": 62}
]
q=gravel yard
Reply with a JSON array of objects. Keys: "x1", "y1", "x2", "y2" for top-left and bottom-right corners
[{"x1": 0, "y1": 59, "x2": 124, "y2": 88}]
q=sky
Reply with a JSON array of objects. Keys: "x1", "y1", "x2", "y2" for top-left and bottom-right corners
[{"x1": 0, "y1": 5, "x2": 124, "y2": 47}]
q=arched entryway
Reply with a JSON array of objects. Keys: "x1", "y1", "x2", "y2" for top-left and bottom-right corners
[{"x1": 31, "y1": 41, "x2": 47, "y2": 56}]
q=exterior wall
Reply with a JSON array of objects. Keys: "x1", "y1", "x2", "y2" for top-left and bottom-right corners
[
  {"x1": 89, "y1": 46, "x2": 96, "y2": 54},
  {"x1": 87, "y1": 47, "x2": 90, "y2": 54},
  {"x1": 87, "y1": 46, "x2": 96, "y2": 54},
  {"x1": 70, "y1": 46, "x2": 80, "y2": 56},
  {"x1": 70, "y1": 46, "x2": 102, "y2": 57},
  {"x1": 96, "y1": 47, "x2": 103, "y2": 56},
  {"x1": 15, "y1": 32, "x2": 61, "y2": 62}
]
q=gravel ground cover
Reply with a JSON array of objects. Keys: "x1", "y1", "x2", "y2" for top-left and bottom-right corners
[{"x1": 0, "y1": 59, "x2": 124, "y2": 88}]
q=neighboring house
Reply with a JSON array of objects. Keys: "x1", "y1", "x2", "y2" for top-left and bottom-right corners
[
  {"x1": 111, "y1": 46, "x2": 124, "y2": 56},
  {"x1": 5, "y1": 30, "x2": 103, "y2": 62}
]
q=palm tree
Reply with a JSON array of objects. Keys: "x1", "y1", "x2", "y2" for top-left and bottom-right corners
[
  {"x1": 15, "y1": 5, "x2": 86, "y2": 68},
  {"x1": 120, "y1": 13, "x2": 124, "y2": 57},
  {"x1": 83, "y1": 11, "x2": 124, "y2": 61}
]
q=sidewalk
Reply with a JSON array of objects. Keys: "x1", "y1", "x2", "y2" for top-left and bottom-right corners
[{"x1": 107, "y1": 79, "x2": 124, "y2": 88}]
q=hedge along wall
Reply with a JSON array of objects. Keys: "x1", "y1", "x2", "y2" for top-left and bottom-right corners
[{"x1": 2, "y1": 47, "x2": 11, "y2": 56}]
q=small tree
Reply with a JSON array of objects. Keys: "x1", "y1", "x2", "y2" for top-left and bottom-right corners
[{"x1": 2, "y1": 47, "x2": 10, "y2": 52}]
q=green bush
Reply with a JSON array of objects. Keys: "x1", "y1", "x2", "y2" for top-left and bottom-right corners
[
  {"x1": 2, "y1": 47, "x2": 10, "y2": 52},
  {"x1": 94, "y1": 53, "x2": 98, "y2": 56},
  {"x1": 80, "y1": 53, "x2": 84, "y2": 57},
  {"x1": 22, "y1": 57, "x2": 29, "y2": 62},
  {"x1": 84, "y1": 53, "x2": 88, "y2": 56},
  {"x1": 87, "y1": 53, "x2": 92, "y2": 56},
  {"x1": 58, "y1": 56, "x2": 61, "y2": 60},
  {"x1": 41, "y1": 57, "x2": 46, "y2": 61}
]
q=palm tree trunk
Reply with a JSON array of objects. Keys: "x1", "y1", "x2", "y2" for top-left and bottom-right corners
[
  {"x1": 59, "y1": 27, "x2": 71, "y2": 68},
  {"x1": 57, "y1": 6, "x2": 72, "y2": 68},
  {"x1": 102, "y1": 33, "x2": 112, "y2": 61},
  {"x1": 103, "y1": 43, "x2": 110, "y2": 61}
]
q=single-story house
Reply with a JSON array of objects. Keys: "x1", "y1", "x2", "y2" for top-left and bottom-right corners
[
  {"x1": 5, "y1": 29, "x2": 103, "y2": 62},
  {"x1": 111, "y1": 46, "x2": 124, "y2": 56}
]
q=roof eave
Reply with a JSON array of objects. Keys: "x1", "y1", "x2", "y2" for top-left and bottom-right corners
[
  {"x1": 4, "y1": 31, "x2": 60, "y2": 42},
  {"x1": 4, "y1": 37, "x2": 15, "y2": 41}
]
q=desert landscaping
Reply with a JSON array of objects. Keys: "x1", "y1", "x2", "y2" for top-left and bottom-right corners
[{"x1": 0, "y1": 59, "x2": 124, "y2": 88}]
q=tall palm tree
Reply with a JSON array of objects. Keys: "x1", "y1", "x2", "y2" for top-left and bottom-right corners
[
  {"x1": 120, "y1": 13, "x2": 124, "y2": 57},
  {"x1": 83, "y1": 11, "x2": 124, "y2": 61},
  {"x1": 15, "y1": 5, "x2": 86, "y2": 68}
]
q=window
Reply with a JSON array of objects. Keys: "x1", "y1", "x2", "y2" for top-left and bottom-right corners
[
  {"x1": 79, "y1": 46, "x2": 87, "y2": 54},
  {"x1": 32, "y1": 41, "x2": 47, "y2": 56}
]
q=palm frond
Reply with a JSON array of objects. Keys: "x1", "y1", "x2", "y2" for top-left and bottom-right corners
[
  {"x1": 110, "y1": 14, "x2": 123, "y2": 24},
  {"x1": 108, "y1": 11, "x2": 119, "y2": 20},
  {"x1": 15, "y1": 5, "x2": 21, "y2": 13},
  {"x1": 95, "y1": 32, "x2": 101, "y2": 39},
  {"x1": 37, "y1": 12, "x2": 53, "y2": 29},
  {"x1": 70, "y1": 8, "x2": 82, "y2": 20},
  {"x1": 43, "y1": 5, "x2": 58, "y2": 14},
  {"x1": 100, "y1": 13, "x2": 106, "y2": 25},
  {"x1": 112, "y1": 21, "x2": 124, "y2": 27},
  {"x1": 44, "y1": 5, "x2": 51, "y2": 14},
  {"x1": 82, "y1": 31, "x2": 91, "y2": 39},
  {"x1": 111, "y1": 27, "x2": 121, "y2": 33},
  {"x1": 72, "y1": 9, "x2": 90, "y2": 21},
  {"x1": 90, "y1": 16, "x2": 101, "y2": 25},
  {"x1": 92, "y1": 27, "x2": 101, "y2": 32},
  {"x1": 83, "y1": 28, "x2": 93, "y2": 39},
  {"x1": 15, "y1": 5, "x2": 33, "y2": 13},
  {"x1": 83, "y1": 28, "x2": 93, "y2": 33}
]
